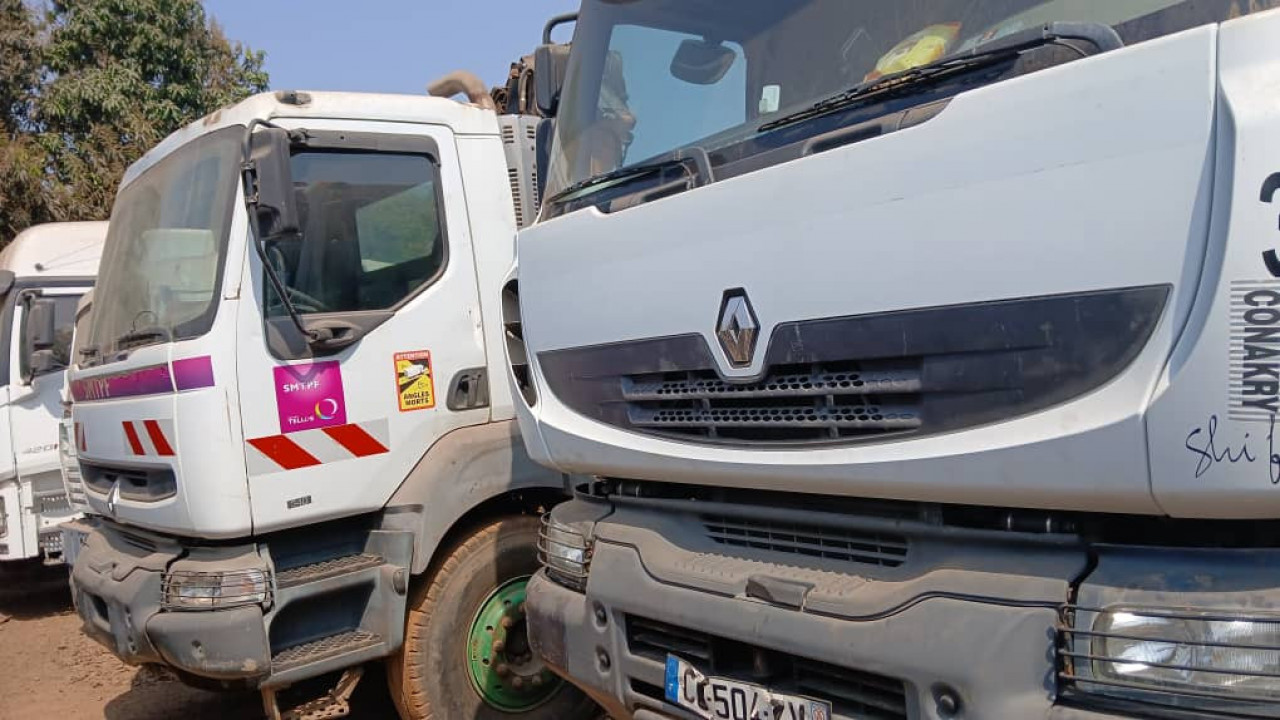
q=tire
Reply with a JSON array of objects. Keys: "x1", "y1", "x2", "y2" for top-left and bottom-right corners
[{"x1": 387, "y1": 515, "x2": 599, "y2": 720}]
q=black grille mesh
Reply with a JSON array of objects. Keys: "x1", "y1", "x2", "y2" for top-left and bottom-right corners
[
  {"x1": 622, "y1": 360, "x2": 921, "y2": 444},
  {"x1": 703, "y1": 515, "x2": 909, "y2": 568}
]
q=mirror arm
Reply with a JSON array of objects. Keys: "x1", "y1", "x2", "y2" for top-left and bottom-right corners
[{"x1": 241, "y1": 120, "x2": 321, "y2": 345}]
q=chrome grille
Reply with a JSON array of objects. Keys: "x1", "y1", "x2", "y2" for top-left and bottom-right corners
[
  {"x1": 622, "y1": 361, "x2": 922, "y2": 444},
  {"x1": 625, "y1": 615, "x2": 908, "y2": 720},
  {"x1": 703, "y1": 515, "x2": 909, "y2": 568}
]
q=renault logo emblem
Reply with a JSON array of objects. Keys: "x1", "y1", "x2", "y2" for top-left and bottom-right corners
[
  {"x1": 716, "y1": 288, "x2": 759, "y2": 367},
  {"x1": 105, "y1": 482, "x2": 120, "y2": 519}
]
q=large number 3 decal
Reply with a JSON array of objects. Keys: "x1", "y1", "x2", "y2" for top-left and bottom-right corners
[{"x1": 1263, "y1": 172, "x2": 1280, "y2": 277}]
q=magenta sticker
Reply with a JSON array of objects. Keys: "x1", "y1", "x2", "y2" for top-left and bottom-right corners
[{"x1": 273, "y1": 361, "x2": 347, "y2": 434}]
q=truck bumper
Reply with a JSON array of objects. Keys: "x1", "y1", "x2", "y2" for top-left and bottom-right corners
[
  {"x1": 69, "y1": 515, "x2": 413, "y2": 688},
  {"x1": 528, "y1": 499, "x2": 1280, "y2": 720},
  {"x1": 68, "y1": 519, "x2": 271, "y2": 680}
]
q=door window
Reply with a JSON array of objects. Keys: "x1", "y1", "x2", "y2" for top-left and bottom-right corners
[{"x1": 266, "y1": 151, "x2": 446, "y2": 316}]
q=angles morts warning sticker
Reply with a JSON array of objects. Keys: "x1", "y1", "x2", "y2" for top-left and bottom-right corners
[{"x1": 394, "y1": 351, "x2": 435, "y2": 412}]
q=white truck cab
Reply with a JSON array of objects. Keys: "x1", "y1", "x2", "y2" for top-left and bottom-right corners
[
  {"x1": 0, "y1": 222, "x2": 105, "y2": 565},
  {"x1": 512, "y1": 3, "x2": 1280, "y2": 720},
  {"x1": 66, "y1": 79, "x2": 597, "y2": 720}
]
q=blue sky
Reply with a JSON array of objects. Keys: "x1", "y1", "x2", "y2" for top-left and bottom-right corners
[{"x1": 202, "y1": 1, "x2": 580, "y2": 93}]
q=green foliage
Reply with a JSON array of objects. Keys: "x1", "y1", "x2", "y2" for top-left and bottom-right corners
[{"x1": 0, "y1": 0, "x2": 268, "y2": 242}]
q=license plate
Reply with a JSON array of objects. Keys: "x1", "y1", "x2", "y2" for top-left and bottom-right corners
[{"x1": 665, "y1": 655, "x2": 833, "y2": 720}]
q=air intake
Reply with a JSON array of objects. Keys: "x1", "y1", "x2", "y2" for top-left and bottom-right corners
[
  {"x1": 702, "y1": 514, "x2": 909, "y2": 567},
  {"x1": 502, "y1": 280, "x2": 535, "y2": 406}
]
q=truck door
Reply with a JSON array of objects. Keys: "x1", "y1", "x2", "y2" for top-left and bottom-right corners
[
  {"x1": 236, "y1": 121, "x2": 488, "y2": 532},
  {"x1": 0, "y1": 288, "x2": 15, "y2": 556},
  {"x1": 6, "y1": 287, "x2": 83, "y2": 557}
]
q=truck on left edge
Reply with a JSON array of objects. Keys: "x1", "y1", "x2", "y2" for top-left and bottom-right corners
[{"x1": 0, "y1": 221, "x2": 107, "y2": 565}]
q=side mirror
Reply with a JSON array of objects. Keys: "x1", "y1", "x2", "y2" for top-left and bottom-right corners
[
  {"x1": 21, "y1": 297, "x2": 61, "y2": 384},
  {"x1": 25, "y1": 297, "x2": 57, "y2": 351},
  {"x1": 245, "y1": 126, "x2": 299, "y2": 240},
  {"x1": 534, "y1": 44, "x2": 571, "y2": 117},
  {"x1": 671, "y1": 39, "x2": 737, "y2": 85}
]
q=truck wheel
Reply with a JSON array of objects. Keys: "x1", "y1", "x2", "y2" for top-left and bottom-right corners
[{"x1": 387, "y1": 515, "x2": 598, "y2": 720}]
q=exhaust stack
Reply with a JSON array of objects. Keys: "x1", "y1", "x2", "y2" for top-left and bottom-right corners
[{"x1": 427, "y1": 71, "x2": 496, "y2": 111}]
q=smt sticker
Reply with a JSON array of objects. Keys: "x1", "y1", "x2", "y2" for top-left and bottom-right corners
[
  {"x1": 274, "y1": 361, "x2": 347, "y2": 433},
  {"x1": 394, "y1": 351, "x2": 435, "y2": 411}
]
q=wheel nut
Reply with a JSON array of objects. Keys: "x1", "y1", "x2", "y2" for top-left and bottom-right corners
[
  {"x1": 500, "y1": 616, "x2": 514, "y2": 629},
  {"x1": 493, "y1": 639, "x2": 505, "y2": 654},
  {"x1": 512, "y1": 676, "x2": 525, "y2": 689},
  {"x1": 531, "y1": 674, "x2": 543, "y2": 687},
  {"x1": 496, "y1": 663, "x2": 510, "y2": 677}
]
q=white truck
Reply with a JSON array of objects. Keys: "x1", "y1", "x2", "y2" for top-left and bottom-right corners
[
  {"x1": 63, "y1": 48, "x2": 597, "y2": 720},
  {"x1": 0, "y1": 222, "x2": 105, "y2": 566},
  {"x1": 513, "y1": 2, "x2": 1280, "y2": 720}
]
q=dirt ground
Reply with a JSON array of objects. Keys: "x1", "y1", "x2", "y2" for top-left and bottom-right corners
[{"x1": 0, "y1": 564, "x2": 396, "y2": 720}]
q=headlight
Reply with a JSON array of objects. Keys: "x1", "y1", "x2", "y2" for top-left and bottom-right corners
[
  {"x1": 162, "y1": 568, "x2": 272, "y2": 611},
  {"x1": 1068, "y1": 606, "x2": 1280, "y2": 707},
  {"x1": 58, "y1": 424, "x2": 80, "y2": 479},
  {"x1": 538, "y1": 513, "x2": 593, "y2": 592}
]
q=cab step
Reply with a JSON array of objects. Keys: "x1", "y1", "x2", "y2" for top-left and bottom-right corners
[
  {"x1": 276, "y1": 554, "x2": 384, "y2": 589},
  {"x1": 272, "y1": 630, "x2": 383, "y2": 672}
]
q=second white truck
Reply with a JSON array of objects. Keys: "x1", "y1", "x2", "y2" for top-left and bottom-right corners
[
  {"x1": 63, "y1": 50, "x2": 597, "y2": 719},
  {"x1": 0, "y1": 222, "x2": 105, "y2": 566}
]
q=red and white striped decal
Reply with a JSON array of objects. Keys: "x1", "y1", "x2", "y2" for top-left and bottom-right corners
[
  {"x1": 122, "y1": 420, "x2": 176, "y2": 457},
  {"x1": 246, "y1": 420, "x2": 390, "y2": 475}
]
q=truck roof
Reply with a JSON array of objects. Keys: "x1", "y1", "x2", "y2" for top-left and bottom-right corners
[
  {"x1": 122, "y1": 90, "x2": 503, "y2": 188},
  {"x1": 0, "y1": 221, "x2": 108, "y2": 279}
]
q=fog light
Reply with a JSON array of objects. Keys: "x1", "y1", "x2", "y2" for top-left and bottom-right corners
[
  {"x1": 537, "y1": 513, "x2": 592, "y2": 592},
  {"x1": 162, "y1": 568, "x2": 272, "y2": 611},
  {"x1": 1089, "y1": 609, "x2": 1280, "y2": 697}
]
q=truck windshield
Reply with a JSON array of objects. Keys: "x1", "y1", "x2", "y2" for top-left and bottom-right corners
[
  {"x1": 85, "y1": 126, "x2": 241, "y2": 363},
  {"x1": 545, "y1": 0, "x2": 1274, "y2": 200}
]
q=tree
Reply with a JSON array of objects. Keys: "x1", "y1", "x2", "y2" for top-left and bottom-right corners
[
  {"x1": 0, "y1": 0, "x2": 268, "y2": 241},
  {"x1": 0, "y1": 0, "x2": 52, "y2": 236}
]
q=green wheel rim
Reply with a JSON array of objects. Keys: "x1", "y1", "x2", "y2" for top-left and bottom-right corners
[{"x1": 466, "y1": 575, "x2": 561, "y2": 712}]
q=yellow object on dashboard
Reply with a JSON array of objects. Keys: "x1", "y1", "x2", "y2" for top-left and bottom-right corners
[{"x1": 865, "y1": 23, "x2": 962, "y2": 82}]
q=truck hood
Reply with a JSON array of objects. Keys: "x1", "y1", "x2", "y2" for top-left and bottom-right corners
[{"x1": 515, "y1": 26, "x2": 1222, "y2": 516}]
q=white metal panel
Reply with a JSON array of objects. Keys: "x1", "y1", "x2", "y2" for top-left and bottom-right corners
[
  {"x1": 456, "y1": 133, "x2": 521, "y2": 422},
  {"x1": 1147, "y1": 10, "x2": 1280, "y2": 518}
]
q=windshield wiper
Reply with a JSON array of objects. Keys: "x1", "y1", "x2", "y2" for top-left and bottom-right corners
[
  {"x1": 114, "y1": 325, "x2": 172, "y2": 351},
  {"x1": 546, "y1": 147, "x2": 714, "y2": 208},
  {"x1": 759, "y1": 22, "x2": 1122, "y2": 133}
]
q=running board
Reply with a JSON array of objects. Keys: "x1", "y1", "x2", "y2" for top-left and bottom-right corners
[{"x1": 272, "y1": 629, "x2": 384, "y2": 672}]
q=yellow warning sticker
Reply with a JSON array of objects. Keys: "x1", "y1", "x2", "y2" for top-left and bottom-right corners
[{"x1": 394, "y1": 351, "x2": 435, "y2": 412}]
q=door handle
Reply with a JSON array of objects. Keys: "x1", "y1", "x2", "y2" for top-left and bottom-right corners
[
  {"x1": 447, "y1": 368, "x2": 489, "y2": 411},
  {"x1": 306, "y1": 320, "x2": 363, "y2": 353}
]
